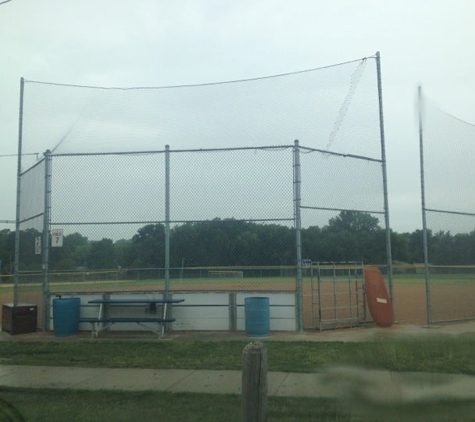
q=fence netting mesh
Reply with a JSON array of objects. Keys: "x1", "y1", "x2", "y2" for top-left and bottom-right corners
[
  {"x1": 20, "y1": 57, "x2": 379, "y2": 164},
  {"x1": 421, "y1": 94, "x2": 475, "y2": 323},
  {"x1": 14, "y1": 159, "x2": 45, "y2": 310}
]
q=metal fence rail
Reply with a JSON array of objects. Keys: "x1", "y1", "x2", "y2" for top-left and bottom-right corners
[{"x1": 310, "y1": 262, "x2": 367, "y2": 330}]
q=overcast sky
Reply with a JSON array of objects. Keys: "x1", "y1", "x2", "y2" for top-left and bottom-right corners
[{"x1": 1, "y1": 0, "x2": 474, "y2": 234}]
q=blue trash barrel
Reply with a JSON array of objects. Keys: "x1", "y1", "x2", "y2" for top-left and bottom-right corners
[
  {"x1": 244, "y1": 297, "x2": 270, "y2": 337},
  {"x1": 53, "y1": 298, "x2": 80, "y2": 336}
]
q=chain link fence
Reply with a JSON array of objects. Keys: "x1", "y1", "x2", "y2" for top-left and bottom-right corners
[
  {"x1": 44, "y1": 147, "x2": 296, "y2": 296},
  {"x1": 14, "y1": 54, "x2": 392, "y2": 331}
]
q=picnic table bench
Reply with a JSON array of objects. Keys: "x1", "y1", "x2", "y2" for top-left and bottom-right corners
[{"x1": 80, "y1": 298, "x2": 184, "y2": 340}]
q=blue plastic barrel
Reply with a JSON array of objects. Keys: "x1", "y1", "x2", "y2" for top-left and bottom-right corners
[
  {"x1": 53, "y1": 298, "x2": 80, "y2": 337},
  {"x1": 244, "y1": 297, "x2": 270, "y2": 337}
]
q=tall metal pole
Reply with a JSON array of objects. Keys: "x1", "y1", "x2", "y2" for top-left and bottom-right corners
[
  {"x1": 293, "y1": 140, "x2": 304, "y2": 332},
  {"x1": 418, "y1": 86, "x2": 432, "y2": 326},
  {"x1": 42, "y1": 150, "x2": 52, "y2": 330},
  {"x1": 164, "y1": 145, "x2": 170, "y2": 300},
  {"x1": 375, "y1": 52, "x2": 394, "y2": 304},
  {"x1": 13, "y1": 77, "x2": 25, "y2": 306}
]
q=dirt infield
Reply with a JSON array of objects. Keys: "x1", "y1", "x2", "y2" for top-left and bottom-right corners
[
  {"x1": 386, "y1": 283, "x2": 475, "y2": 325},
  {"x1": 392, "y1": 284, "x2": 427, "y2": 324}
]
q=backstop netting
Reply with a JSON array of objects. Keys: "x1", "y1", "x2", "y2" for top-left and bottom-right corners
[
  {"x1": 14, "y1": 158, "x2": 46, "y2": 316},
  {"x1": 419, "y1": 90, "x2": 475, "y2": 323},
  {"x1": 15, "y1": 54, "x2": 391, "y2": 330}
]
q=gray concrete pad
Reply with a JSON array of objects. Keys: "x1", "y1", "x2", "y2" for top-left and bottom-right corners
[
  {"x1": 267, "y1": 371, "x2": 291, "y2": 395},
  {"x1": 0, "y1": 365, "x2": 108, "y2": 389},
  {"x1": 392, "y1": 371, "x2": 475, "y2": 401},
  {"x1": 169, "y1": 370, "x2": 242, "y2": 394},
  {"x1": 318, "y1": 367, "x2": 403, "y2": 403},
  {"x1": 305, "y1": 366, "x2": 475, "y2": 404},
  {"x1": 73, "y1": 368, "x2": 194, "y2": 391},
  {"x1": 272, "y1": 372, "x2": 335, "y2": 398},
  {"x1": 0, "y1": 363, "x2": 19, "y2": 377},
  {"x1": 0, "y1": 363, "x2": 475, "y2": 403}
]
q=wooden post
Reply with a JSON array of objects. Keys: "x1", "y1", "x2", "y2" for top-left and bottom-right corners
[{"x1": 242, "y1": 341, "x2": 268, "y2": 422}]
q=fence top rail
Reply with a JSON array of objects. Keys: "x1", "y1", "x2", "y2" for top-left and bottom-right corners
[
  {"x1": 47, "y1": 144, "x2": 296, "y2": 158},
  {"x1": 299, "y1": 145, "x2": 383, "y2": 163},
  {"x1": 24, "y1": 57, "x2": 372, "y2": 91},
  {"x1": 88, "y1": 298, "x2": 184, "y2": 304},
  {"x1": 424, "y1": 208, "x2": 475, "y2": 217}
]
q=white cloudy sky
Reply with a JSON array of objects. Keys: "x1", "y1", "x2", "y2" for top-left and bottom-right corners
[{"x1": 0, "y1": 0, "x2": 474, "y2": 233}]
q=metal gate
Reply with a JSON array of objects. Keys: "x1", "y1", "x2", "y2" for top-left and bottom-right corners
[{"x1": 310, "y1": 262, "x2": 367, "y2": 330}]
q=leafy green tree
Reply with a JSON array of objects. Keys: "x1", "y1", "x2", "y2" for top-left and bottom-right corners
[
  {"x1": 1, "y1": 214, "x2": 474, "y2": 271},
  {"x1": 390, "y1": 232, "x2": 411, "y2": 263},
  {"x1": 50, "y1": 232, "x2": 89, "y2": 270},
  {"x1": 0, "y1": 228, "x2": 42, "y2": 272},
  {"x1": 254, "y1": 223, "x2": 294, "y2": 265},
  {"x1": 0, "y1": 229, "x2": 14, "y2": 275},
  {"x1": 455, "y1": 233, "x2": 474, "y2": 264},
  {"x1": 321, "y1": 211, "x2": 383, "y2": 262},
  {"x1": 327, "y1": 210, "x2": 380, "y2": 233},
  {"x1": 301, "y1": 226, "x2": 322, "y2": 261},
  {"x1": 170, "y1": 222, "x2": 203, "y2": 267},
  {"x1": 114, "y1": 239, "x2": 133, "y2": 268},
  {"x1": 428, "y1": 231, "x2": 453, "y2": 265},
  {"x1": 18, "y1": 228, "x2": 42, "y2": 271},
  {"x1": 87, "y1": 238, "x2": 116, "y2": 269},
  {"x1": 235, "y1": 230, "x2": 260, "y2": 265},
  {"x1": 408, "y1": 229, "x2": 428, "y2": 263},
  {"x1": 129, "y1": 224, "x2": 165, "y2": 267}
]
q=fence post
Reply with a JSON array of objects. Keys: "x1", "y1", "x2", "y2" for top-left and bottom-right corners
[
  {"x1": 42, "y1": 149, "x2": 52, "y2": 331},
  {"x1": 242, "y1": 341, "x2": 267, "y2": 422},
  {"x1": 164, "y1": 145, "x2": 170, "y2": 300},
  {"x1": 418, "y1": 86, "x2": 432, "y2": 326},
  {"x1": 13, "y1": 77, "x2": 25, "y2": 306},
  {"x1": 293, "y1": 139, "x2": 304, "y2": 332},
  {"x1": 229, "y1": 293, "x2": 237, "y2": 332},
  {"x1": 375, "y1": 51, "x2": 394, "y2": 306}
]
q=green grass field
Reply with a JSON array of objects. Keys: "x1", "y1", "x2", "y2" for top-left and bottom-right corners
[
  {"x1": 389, "y1": 272, "x2": 475, "y2": 285},
  {"x1": 2, "y1": 338, "x2": 475, "y2": 373},
  {"x1": 3, "y1": 387, "x2": 475, "y2": 422},
  {"x1": 1, "y1": 271, "x2": 475, "y2": 295}
]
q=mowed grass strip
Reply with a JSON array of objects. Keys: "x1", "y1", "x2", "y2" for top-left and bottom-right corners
[
  {"x1": 8, "y1": 387, "x2": 469, "y2": 422},
  {"x1": 1, "y1": 337, "x2": 475, "y2": 374},
  {"x1": 3, "y1": 272, "x2": 474, "y2": 295},
  {"x1": 2, "y1": 384, "x2": 475, "y2": 421},
  {"x1": 47, "y1": 276, "x2": 297, "y2": 293},
  {"x1": 392, "y1": 273, "x2": 475, "y2": 285},
  {"x1": 2, "y1": 388, "x2": 365, "y2": 422}
]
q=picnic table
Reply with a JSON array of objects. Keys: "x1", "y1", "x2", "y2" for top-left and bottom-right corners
[{"x1": 80, "y1": 297, "x2": 184, "y2": 340}]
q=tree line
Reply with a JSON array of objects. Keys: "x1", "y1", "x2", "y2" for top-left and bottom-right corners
[{"x1": 1, "y1": 211, "x2": 474, "y2": 274}]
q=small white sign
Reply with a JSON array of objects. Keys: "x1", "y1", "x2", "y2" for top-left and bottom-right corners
[
  {"x1": 35, "y1": 237, "x2": 41, "y2": 255},
  {"x1": 376, "y1": 297, "x2": 388, "y2": 304},
  {"x1": 51, "y1": 229, "x2": 63, "y2": 247}
]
